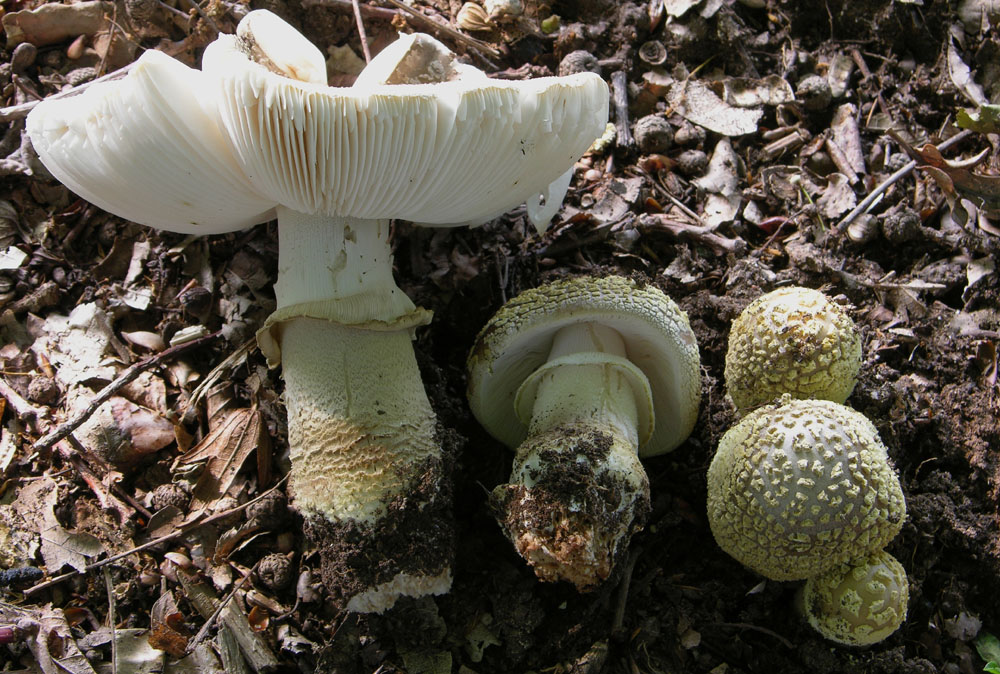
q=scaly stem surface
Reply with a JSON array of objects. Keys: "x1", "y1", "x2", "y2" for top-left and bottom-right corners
[{"x1": 264, "y1": 206, "x2": 451, "y2": 612}]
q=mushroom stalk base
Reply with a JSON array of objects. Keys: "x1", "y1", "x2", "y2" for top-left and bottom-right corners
[
  {"x1": 279, "y1": 317, "x2": 452, "y2": 611},
  {"x1": 492, "y1": 323, "x2": 650, "y2": 590}
]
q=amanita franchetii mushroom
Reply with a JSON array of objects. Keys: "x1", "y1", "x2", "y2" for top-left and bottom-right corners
[
  {"x1": 467, "y1": 276, "x2": 701, "y2": 589},
  {"x1": 27, "y1": 11, "x2": 609, "y2": 612},
  {"x1": 724, "y1": 286, "x2": 862, "y2": 412},
  {"x1": 799, "y1": 549, "x2": 908, "y2": 646},
  {"x1": 707, "y1": 397, "x2": 905, "y2": 581}
]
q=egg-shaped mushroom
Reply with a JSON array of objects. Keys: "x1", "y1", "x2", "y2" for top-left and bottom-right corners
[
  {"x1": 467, "y1": 276, "x2": 701, "y2": 589},
  {"x1": 707, "y1": 397, "x2": 905, "y2": 581},
  {"x1": 800, "y1": 549, "x2": 909, "y2": 646},
  {"x1": 724, "y1": 286, "x2": 861, "y2": 412}
]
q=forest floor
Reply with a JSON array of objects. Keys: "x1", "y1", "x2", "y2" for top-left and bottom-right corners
[{"x1": 1, "y1": 0, "x2": 1000, "y2": 672}]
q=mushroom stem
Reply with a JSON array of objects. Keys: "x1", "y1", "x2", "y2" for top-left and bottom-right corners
[
  {"x1": 272, "y1": 207, "x2": 418, "y2": 325},
  {"x1": 263, "y1": 206, "x2": 452, "y2": 612},
  {"x1": 493, "y1": 322, "x2": 651, "y2": 590},
  {"x1": 279, "y1": 318, "x2": 452, "y2": 612}
]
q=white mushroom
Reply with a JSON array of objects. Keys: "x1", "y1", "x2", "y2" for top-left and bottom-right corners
[
  {"x1": 27, "y1": 11, "x2": 609, "y2": 612},
  {"x1": 467, "y1": 276, "x2": 701, "y2": 589}
]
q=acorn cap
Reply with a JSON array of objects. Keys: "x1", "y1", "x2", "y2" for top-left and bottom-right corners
[{"x1": 467, "y1": 275, "x2": 701, "y2": 456}]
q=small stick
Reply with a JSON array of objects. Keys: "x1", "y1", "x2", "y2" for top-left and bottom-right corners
[
  {"x1": 351, "y1": 0, "x2": 372, "y2": 62},
  {"x1": 0, "y1": 63, "x2": 135, "y2": 123},
  {"x1": 24, "y1": 476, "x2": 288, "y2": 596},
  {"x1": 611, "y1": 71, "x2": 635, "y2": 152},
  {"x1": 32, "y1": 331, "x2": 220, "y2": 454},
  {"x1": 300, "y1": 0, "x2": 396, "y2": 20},
  {"x1": 184, "y1": 562, "x2": 257, "y2": 654},
  {"x1": 377, "y1": 0, "x2": 502, "y2": 59},
  {"x1": 0, "y1": 377, "x2": 46, "y2": 421},
  {"x1": 612, "y1": 546, "x2": 640, "y2": 635},
  {"x1": 835, "y1": 129, "x2": 974, "y2": 232},
  {"x1": 639, "y1": 214, "x2": 748, "y2": 255}
]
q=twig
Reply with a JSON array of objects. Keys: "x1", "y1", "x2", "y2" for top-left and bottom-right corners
[
  {"x1": 300, "y1": 0, "x2": 396, "y2": 20},
  {"x1": 176, "y1": 0, "x2": 222, "y2": 37},
  {"x1": 639, "y1": 213, "x2": 748, "y2": 255},
  {"x1": 185, "y1": 561, "x2": 258, "y2": 654},
  {"x1": 612, "y1": 546, "x2": 640, "y2": 635},
  {"x1": 611, "y1": 71, "x2": 635, "y2": 152},
  {"x1": 103, "y1": 567, "x2": 118, "y2": 674},
  {"x1": 708, "y1": 621, "x2": 795, "y2": 649},
  {"x1": 57, "y1": 438, "x2": 136, "y2": 523},
  {"x1": 60, "y1": 435, "x2": 154, "y2": 520},
  {"x1": 0, "y1": 63, "x2": 135, "y2": 123},
  {"x1": 835, "y1": 129, "x2": 974, "y2": 232},
  {"x1": 377, "y1": 0, "x2": 501, "y2": 59},
  {"x1": 0, "y1": 376, "x2": 47, "y2": 421},
  {"x1": 351, "y1": 0, "x2": 372, "y2": 63},
  {"x1": 24, "y1": 475, "x2": 288, "y2": 596},
  {"x1": 32, "y1": 331, "x2": 221, "y2": 454}
]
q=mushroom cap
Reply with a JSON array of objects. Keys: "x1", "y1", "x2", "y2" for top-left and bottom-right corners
[
  {"x1": 707, "y1": 398, "x2": 906, "y2": 580},
  {"x1": 801, "y1": 550, "x2": 908, "y2": 646},
  {"x1": 27, "y1": 12, "x2": 609, "y2": 234},
  {"x1": 202, "y1": 25, "x2": 608, "y2": 227},
  {"x1": 725, "y1": 286, "x2": 861, "y2": 411},
  {"x1": 467, "y1": 276, "x2": 701, "y2": 456},
  {"x1": 26, "y1": 50, "x2": 276, "y2": 234}
]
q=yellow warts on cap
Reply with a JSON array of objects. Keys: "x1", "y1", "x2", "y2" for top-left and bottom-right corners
[
  {"x1": 802, "y1": 550, "x2": 908, "y2": 646},
  {"x1": 724, "y1": 286, "x2": 861, "y2": 411},
  {"x1": 706, "y1": 398, "x2": 905, "y2": 581}
]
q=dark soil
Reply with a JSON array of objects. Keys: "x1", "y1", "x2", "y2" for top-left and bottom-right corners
[{"x1": 2, "y1": 0, "x2": 1000, "y2": 672}]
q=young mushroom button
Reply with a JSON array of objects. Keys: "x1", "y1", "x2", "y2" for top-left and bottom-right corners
[
  {"x1": 467, "y1": 276, "x2": 701, "y2": 589},
  {"x1": 707, "y1": 398, "x2": 906, "y2": 581},
  {"x1": 799, "y1": 549, "x2": 909, "y2": 646},
  {"x1": 27, "y1": 10, "x2": 609, "y2": 613},
  {"x1": 725, "y1": 286, "x2": 862, "y2": 412}
]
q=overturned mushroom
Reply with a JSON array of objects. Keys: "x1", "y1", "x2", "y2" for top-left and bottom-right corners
[
  {"x1": 27, "y1": 11, "x2": 609, "y2": 612},
  {"x1": 707, "y1": 397, "x2": 906, "y2": 581},
  {"x1": 467, "y1": 276, "x2": 701, "y2": 589}
]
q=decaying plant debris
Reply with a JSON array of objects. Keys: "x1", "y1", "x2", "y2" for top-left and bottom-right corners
[{"x1": 1, "y1": 0, "x2": 1000, "y2": 672}]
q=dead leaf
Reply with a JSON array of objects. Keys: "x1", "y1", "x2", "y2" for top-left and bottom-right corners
[
  {"x1": 74, "y1": 393, "x2": 176, "y2": 466},
  {"x1": 892, "y1": 131, "x2": 1000, "y2": 219},
  {"x1": 668, "y1": 80, "x2": 764, "y2": 136},
  {"x1": 0, "y1": 602, "x2": 97, "y2": 674},
  {"x1": 148, "y1": 591, "x2": 190, "y2": 657},
  {"x1": 14, "y1": 478, "x2": 104, "y2": 573},
  {"x1": 829, "y1": 104, "x2": 866, "y2": 176},
  {"x1": 176, "y1": 407, "x2": 270, "y2": 518},
  {"x1": 723, "y1": 75, "x2": 795, "y2": 107},
  {"x1": 816, "y1": 173, "x2": 858, "y2": 218},
  {"x1": 32, "y1": 302, "x2": 129, "y2": 388},
  {"x1": 693, "y1": 138, "x2": 742, "y2": 225},
  {"x1": 1, "y1": 1, "x2": 113, "y2": 46},
  {"x1": 947, "y1": 37, "x2": 988, "y2": 106}
]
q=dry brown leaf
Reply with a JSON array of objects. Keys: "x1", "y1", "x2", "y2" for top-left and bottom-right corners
[
  {"x1": 14, "y1": 478, "x2": 104, "y2": 574},
  {"x1": 176, "y1": 407, "x2": 270, "y2": 518},
  {"x1": 893, "y1": 131, "x2": 1000, "y2": 219},
  {"x1": 0, "y1": 602, "x2": 97, "y2": 674},
  {"x1": 148, "y1": 591, "x2": 190, "y2": 657}
]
